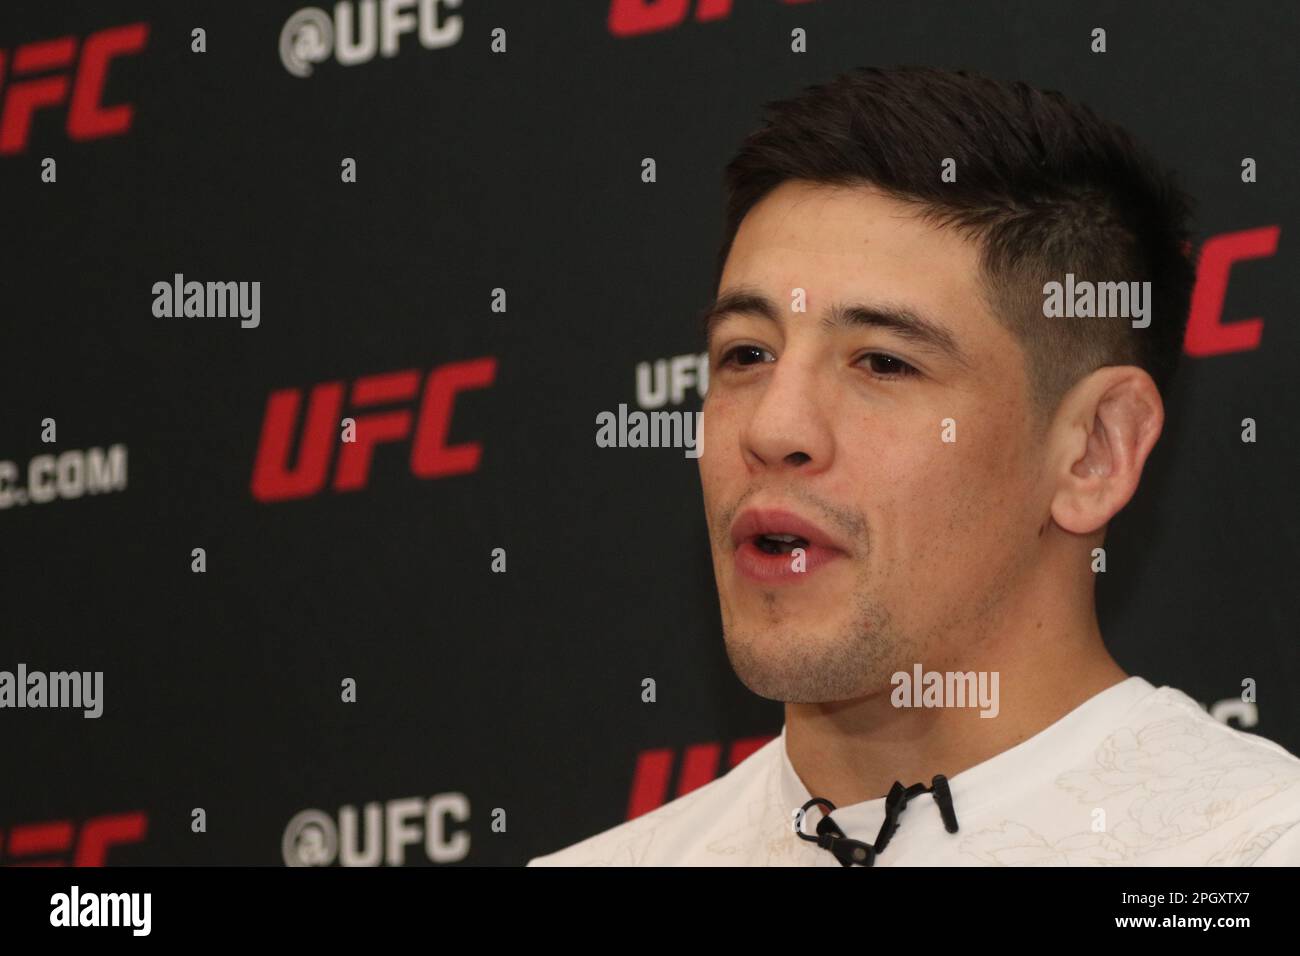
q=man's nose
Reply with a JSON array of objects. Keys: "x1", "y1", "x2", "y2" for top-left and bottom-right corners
[{"x1": 739, "y1": 356, "x2": 835, "y2": 474}]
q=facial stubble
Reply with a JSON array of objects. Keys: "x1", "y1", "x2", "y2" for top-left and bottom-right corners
[{"x1": 711, "y1": 490, "x2": 922, "y2": 704}]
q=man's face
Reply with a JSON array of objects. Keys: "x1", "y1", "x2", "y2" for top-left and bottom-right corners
[{"x1": 700, "y1": 180, "x2": 1046, "y2": 704}]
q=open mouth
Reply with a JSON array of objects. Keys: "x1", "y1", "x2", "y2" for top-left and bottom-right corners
[
  {"x1": 753, "y1": 532, "x2": 810, "y2": 555},
  {"x1": 728, "y1": 507, "x2": 846, "y2": 584}
]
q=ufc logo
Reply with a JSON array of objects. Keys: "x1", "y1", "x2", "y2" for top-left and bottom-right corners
[
  {"x1": 609, "y1": 0, "x2": 817, "y2": 37},
  {"x1": 626, "y1": 736, "x2": 772, "y2": 819},
  {"x1": 1, "y1": 812, "x2": 148, "y2": 866},
  {"x1": 251, "y1": 357, "x2": 496, "y2": 503},
  {"x1": 1185, "y1": 225, "x2": 1280, "y2": 357},
  {"x1": 0, "y1": 22, "x2": 149, "y2": 155}
]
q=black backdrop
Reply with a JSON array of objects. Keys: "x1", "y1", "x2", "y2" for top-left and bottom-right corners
[{"x1": 2, "y1": 0, "x2": 1296, "y2": 866}]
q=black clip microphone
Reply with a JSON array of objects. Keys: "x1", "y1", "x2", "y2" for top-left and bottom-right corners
[
  {"x1": 795, "y1": 774, "x2": 959, "y2": 867},
  {"x1": 930, "y1": 774, "x2": 959, "y2": 834}
]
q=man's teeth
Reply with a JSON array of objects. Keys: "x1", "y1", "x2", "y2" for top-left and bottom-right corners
[{"x1": 756, "y1": 533, "x2": 810, "y2": 554}]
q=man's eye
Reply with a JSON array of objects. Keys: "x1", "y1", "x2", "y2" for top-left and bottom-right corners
[
  {"x1": 719, "y1": 345, "x2": 774, "y2": 367},
  {"x1": 858, "y1": 352, "x2": 919, "y2": 378}
]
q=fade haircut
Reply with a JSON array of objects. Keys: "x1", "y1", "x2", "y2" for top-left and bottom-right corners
[{"x1": 714, "y1": 66, "x2": 1196, "y2": 422}]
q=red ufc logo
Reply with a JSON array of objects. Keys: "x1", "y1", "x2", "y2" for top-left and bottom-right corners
[
  {"x1": 609, "y1": 0, "x2": 817, "y2": 37},
  {"x1": 1, "y1": 812, "x2": 148, "y2": 866},
  {"x1": 0, "y1": 22, "x2": 148, "y2": 155},
  {"x1": 626, "y1": 735, "x2": 773, "y2": 819},
  {"x1": 251, "y1": 357, "x2": 496, "y2": 503},
  {"x1": 1185, "y1": 225, "x2": 1279, "y2": 357}
]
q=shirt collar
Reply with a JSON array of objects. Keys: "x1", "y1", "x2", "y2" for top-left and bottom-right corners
[{"x1": 778, "y1": 675, "x2": 1158, "y2": 830}]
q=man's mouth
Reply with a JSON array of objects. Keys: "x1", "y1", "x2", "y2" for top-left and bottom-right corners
[
  {"x1": 728, "y1": 507, "x2": 847, "y2": 584},
  {"x1": 752, "y1": 532, "x2": 810, "y2": 555}
]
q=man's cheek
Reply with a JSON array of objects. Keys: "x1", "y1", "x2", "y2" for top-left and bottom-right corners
[
  {"x1": 885, "y1": 436, "x2": 986, "y2": 556},
  {"x1": 698, "y1": 394, "x2": 736, "y2": 494},
  {"x1": 954, "y1": 416, "x2": 1033, "y2": 519},
  {"x1": 926, "y1": 424, "x2": 1023, "y2": 564},
  {"x1": 701, "y1": 394, "x2": 740, "y2": 454},
  {"x1": 881, "y1": 427, "x2": 969, "y2": 494}
]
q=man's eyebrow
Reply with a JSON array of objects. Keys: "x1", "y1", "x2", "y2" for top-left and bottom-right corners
[
  {"x1": 699, "y1": 285, "x2": 972, "y2": 368},
  {"x1": 698, "y1": 286, "x2": 781, "y2": 341}
]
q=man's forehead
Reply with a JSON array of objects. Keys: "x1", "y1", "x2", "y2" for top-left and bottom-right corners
[{"x1": 718, "y1": 184, "x2": 998, "y2": 353}]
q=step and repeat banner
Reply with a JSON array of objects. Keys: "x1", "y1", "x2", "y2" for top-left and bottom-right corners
[{"x1": 1, "y1": 1, "x2": 1294, "y2": 866}]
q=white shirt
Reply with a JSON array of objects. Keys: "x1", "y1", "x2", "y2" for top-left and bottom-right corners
[{"x1": 527, "y1": 677, "x2": 1300, "y2": 866}]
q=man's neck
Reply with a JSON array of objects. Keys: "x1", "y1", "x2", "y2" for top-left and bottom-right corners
[{"x1": 782, "y1": 590, "x2": 1126, "y2": 808}]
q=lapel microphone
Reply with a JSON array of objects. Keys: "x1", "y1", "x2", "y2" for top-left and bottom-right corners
[{"x1": 796, "y1": 774, "x2": 959, "y2": 867}]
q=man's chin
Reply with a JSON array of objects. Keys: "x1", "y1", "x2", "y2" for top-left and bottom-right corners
[
  {"x1": 720, "y1": 563, "x2": 854, "y2": 613},
  {"x1": 719, "y1": 574, "x2": 868, "y2": 646},
  {"x1": 720, "y1": 624, "x2": 877, "y2": 704}
]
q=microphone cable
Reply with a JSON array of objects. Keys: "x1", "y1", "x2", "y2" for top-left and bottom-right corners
[{"x1": 795, "y1": 774, "x2": 959, "y2": 866}]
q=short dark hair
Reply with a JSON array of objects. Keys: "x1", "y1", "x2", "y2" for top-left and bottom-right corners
[{"x1": 715, "y1": 65, "x2": 1196, "y2": 421}]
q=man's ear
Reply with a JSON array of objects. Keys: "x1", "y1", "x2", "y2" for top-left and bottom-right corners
[{"x1": 1049, "y1": 367, "x2": 1165, "y2": 535}]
